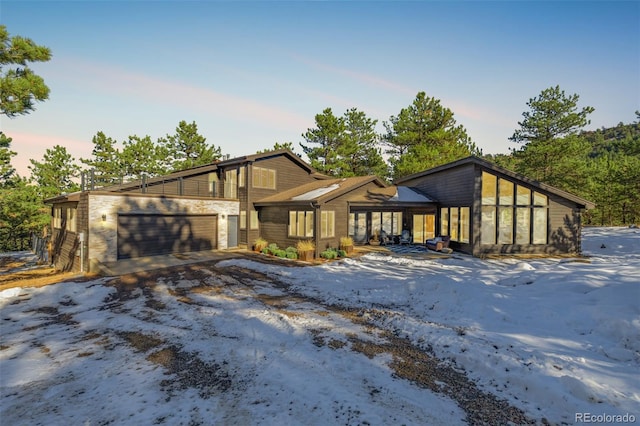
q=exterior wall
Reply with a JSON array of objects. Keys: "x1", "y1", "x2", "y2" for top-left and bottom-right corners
[
  {"x1": 472, "y1": 165, "x2": 584, "y2": 257},
  {"x1": 50, "y1": 200, "x2": 81, "y2": 272},
  {"x1": 244, "y1": 156, "x2": 317, "y2": 246},
  {"x1": 87, "y1": 193, "x2": 238, "y2": 269}
]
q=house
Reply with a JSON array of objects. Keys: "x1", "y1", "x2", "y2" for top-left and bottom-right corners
[
  {"x1": 254, "y1": 175, "x2": 436, "y2": 256},
  {"x1": 45, "y1": 152, "x2": 594, "y2": 272},
  {"x1": 394, "y1": 156, "x2": 595, "y2": 256},
  {"x1": 46, "y1": 149, "x2": 323, "y2": 272}
]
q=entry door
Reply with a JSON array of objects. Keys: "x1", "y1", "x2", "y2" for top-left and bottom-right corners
[
  {"x1": 227, "y1": 215, "x2": 238, "y2": 248},
  {"x1": 412, "y1": 214, "x2": 435, "y2": 244}
]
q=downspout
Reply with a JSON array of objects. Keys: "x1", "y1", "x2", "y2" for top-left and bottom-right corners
[{"x1": 312, "y1": 202, "x2": 321, "y2": 258}]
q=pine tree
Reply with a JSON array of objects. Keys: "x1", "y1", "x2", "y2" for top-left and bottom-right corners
[
  {"x1": 161, "y1": 121, "x2": 220, "y2": 172},
  {"x1": 80, "y1": 131, "x2": 123, "y2": 187},
  {"x1": 29, "y1": 145, "x2": 80, "y2": 199}
]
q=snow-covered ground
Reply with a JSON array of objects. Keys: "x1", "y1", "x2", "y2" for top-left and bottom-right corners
[{"x1": 1, "y1": 227, "x2": 638, "y2": 425}]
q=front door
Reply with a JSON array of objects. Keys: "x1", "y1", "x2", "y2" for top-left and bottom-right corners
[
  {"x1": 412, "y1": 214, "x2": 435, "y2": 245},
  {"x1": 227, "y1": 215, "x2": 238, "y2": 248}
]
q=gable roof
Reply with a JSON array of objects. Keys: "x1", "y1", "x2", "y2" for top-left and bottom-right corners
[
  {"x1": 254, "y1": 175, "x2": 386, "y2": 206},
  {"x1": 217, "y1": 149, "x2": 319, "y2": 176},
  {"x1": 395, "y1": 156, "x2": 595, "y2": 209}
]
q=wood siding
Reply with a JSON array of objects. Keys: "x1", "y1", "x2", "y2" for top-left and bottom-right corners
[
  {"x1": 50, "y1": 201, "x2": 81, "y2": 272},
  {"x1": 245, "y1": 156, "x2": 317, "y2": 246}
]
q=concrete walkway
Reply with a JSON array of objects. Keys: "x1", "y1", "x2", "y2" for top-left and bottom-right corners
[{"x1": 93, "y1": 249, "x2": 244, "y2": 276}]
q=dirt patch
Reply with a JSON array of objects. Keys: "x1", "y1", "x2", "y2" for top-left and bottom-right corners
[{"x1": 0, "y1": 268, "x2": 80, "y2": 291}]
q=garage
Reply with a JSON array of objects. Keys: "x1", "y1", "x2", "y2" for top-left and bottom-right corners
[{"x1": 117, "y1": 214, "x2": 217, "y2": 259}]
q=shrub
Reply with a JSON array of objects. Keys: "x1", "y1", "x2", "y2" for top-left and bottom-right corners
[
  {"x1": 274, "y1": 249, "x2": 287, "y2": 258},
  {"x1": 296, "y1": 239, "x2": 315, "y2": 252},
  {"x1": 320, "y1": 248, "x2": 338, "y2": 259},
  {"x1": 285, "y1": 250, "x2": 298, "y2": 259},
  {"x1": 337, "y1": 249, "x2": 347, "y2": 258},
  {"x1": 254, "y1": 237, "x2": 268, "y2": 252},
  {"x1": 339, "y1": 236, "x2": 353, "y2": 247}
]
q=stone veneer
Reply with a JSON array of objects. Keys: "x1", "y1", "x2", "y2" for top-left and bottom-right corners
[{"x1": 88, "y1": 193, "x2": 239, "y2": 265}]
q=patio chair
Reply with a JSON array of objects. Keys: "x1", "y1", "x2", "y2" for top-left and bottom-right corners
[
  {"x1": 399, "y1": 229, "x2": 412, "y2": 245},
  {"x1": 379, "y1": 229, "x2": 392, "y2": 246},
  {"x1": 426, "y1": 235, "x2": 451, "y2": 252}
]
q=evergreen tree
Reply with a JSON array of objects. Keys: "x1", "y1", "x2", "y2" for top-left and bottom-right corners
[
  {"x1": 300, "y1": 108, "x2": 346, "y2": 176},
  {"x1": 80, "y1": 131, "x2": 123, "y2": 187},
  {"x1": 257, "y1": 142, "x2": 298, "y2": 155},
  {"x1": 0, "y1": 131, "x2": 16, "y2": 185},
  {"x1": 0, "y1": 25, "x2": 52, "y2": 118},
  {"x1": 510, "y1": 85, "x2": 594, "y2": 184},
  {"x1": 341, "y1": 108, "x2": 388, "y2": 178},
  {"x1": 29, "y1": 145, "x2": 80, "y2": 199},
  {"x1": 120, "y1": 135, "x2": 167, "y2": 180},
  {"x1": 383, "y1": 92, "x2": 480, "y2": 179},
  {"x1": 0, "y1": 176, "x2": 50, "y2": 250},
  {"x1": 161, "y1": 120, "x2": 220, "y2": 172}
]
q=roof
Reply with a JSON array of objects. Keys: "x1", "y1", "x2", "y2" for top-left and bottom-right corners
[
  {"x1": 254, "y1": 175, "x2": 386, "y2": 206},
  {"x1": 394, "y1": 156, "x2": 595, "y2": 209},
  {"x1": 347, "y1": 185, "x2": 436, "y2": 206},
  {"x1": 217, "y1": 149, "x2": 319, "y2": 175}
]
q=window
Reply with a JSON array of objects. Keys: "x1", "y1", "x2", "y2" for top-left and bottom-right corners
[
  {"x1": 533, "y1": 208, "x2": 547, "y2": 244},
  {"x1": 348, "y1": 212, "x2": 367, "y2": 243},
  {"x1": 440, "y1": 208, "x2": 449, "y2": 236},
  {"x1": 53, "y1": 207, "x2": 62, "y2": 229},
  {"x1": 440, "y1": 207, "x2": 469, "y2": 243},
  {"x1": 321, "y1": 211, "x2": 335, "y2": 238},
  {"x1": 480, "y1": 206, "x2": 496, "y2": 245},
  {"x1": 208, "y1": 173, "x2": 218, "y2": 197},
  {"x1": 250, "y1": 211, "x2": 259, "y2": 230},
  {"x1": 481, "y1": 171, "x2": 548, "y2": 245},
  {"x1": 499, "y1": 178, "x2": 514, "y2": 205},
  {"x1": 370, "y1": 211, "x2": 403, "y2": 236},
  {"x1": 224, "y1": 170, "x2": 237, "y2": 198},
  {"x1": 66, "y1": 208, "x2": 77, "y2": 233},
  {"x1": 240, "y1": 211, "x2": 246, "y2": 229},
  {"x1": 253, "y1": 166, "x2": 276, "y2": 189},
  {"x1": 459, "y1": 207, "x2": 470, "y2": 243},
  {"x1": 289, "y1": 210, "x2": 314, "y2": 237},
  {"x1": 238, "y1": 166, "x2": 245, "y2": 188},
  {"x1": 482, "y1": 172, "x2": 497, "y2": 205}
]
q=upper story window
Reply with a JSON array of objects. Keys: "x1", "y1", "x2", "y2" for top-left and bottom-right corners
[
  {"x1": 66, "y1": 207, "x2": 77, "y2": 233},
  {"x1": 253, "y1": 166, "x2": 276, "y2": 190},
  {"x1": 53, "y1": 207, "x2": 62, "y2": 229},
  {"x1": 208, "y1": 173, "x2": 219, "y2": 197},
  {"x1": 224, "y1": 169, "x2": 237, "y2": 198},
  {"x1": 238, "y1": 166, "x2": 245, "y2": 188}
]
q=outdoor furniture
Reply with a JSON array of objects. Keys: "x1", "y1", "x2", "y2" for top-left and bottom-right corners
[
  {"x1": 399, "y1": 230, "x2": 412, "y2": 245},
  {"x1": 426, "y1": 236, "x2": 451, "y2": 252},
  {"x1": 379, "y1": 230, "x2": 392, "y2": 246}
]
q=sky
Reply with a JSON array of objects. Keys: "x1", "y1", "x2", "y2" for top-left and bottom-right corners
[{"x1": 1, "y1": 1, "x2": 639, "y2": 178}]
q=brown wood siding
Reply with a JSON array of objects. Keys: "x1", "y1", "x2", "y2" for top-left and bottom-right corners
[
  {"x1": 50, "y1": 201, "x2": 80, "y2": 272},
  {"x1": 548, "y1": 194, "x2": 582, "y2": 253},
  {"x1": 246, "y1": 156, "x2": 317, "y2": 246},
  {"x1": 258, "y1": 206, "x2": 302, "y2": 250},
  {"x1": 117, "y1": 214, "x2": 217, "y2": 259},
  {"x1": 318, "y1": 198, "x2": 350, "y2": 251},
  {"x1": 403, "y1": 163, "x2": 476, "y2": 206}
]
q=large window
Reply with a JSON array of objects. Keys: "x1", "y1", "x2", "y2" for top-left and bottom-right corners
[
  {"x1": 481, "y1": 171, "x2": 548, "y2": 245},
  {"x1": 224, "y1": 170, "x2": 237, "y2": 198},
  {"x1": 370, "y1": 211, "x2": 402, "y2": 236},
  {"x1": 348, "y1": 213, "x2": 368, "y2": 243},
  {"x1": 253, "y1": 166, "x2": 276, "y2": 189},
  {"x1": 440, "y1": 207, "x2": 469, "y2": 243},
  {"x1": 321, "y1": 211, "x2": 335, "y2": 238},
  {"x1": 238, "y1": 166, "x2": 245, "y2": 188},
  {"x1": 208, "y1": 173, "x2": 218, "y2": 197},
  {"x1": 413, "y1": 214, "x2": 435, "y2": 244},
  {"x1": 289, "y1": 210, "x2": 314, "y2": 237}
]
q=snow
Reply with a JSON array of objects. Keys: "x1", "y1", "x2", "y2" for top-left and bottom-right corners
[
  {"x1": 1, "y1": 227, "x2": 639, "y2": 425},
  {"x1": 391, "y1": 186, "x2": 435, "y2": 202},
  {"x1": 291, "y1": 183, "x2": 341, "y2": 200}
]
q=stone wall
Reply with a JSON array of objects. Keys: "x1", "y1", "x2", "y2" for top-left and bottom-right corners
[{"x1": 88, "y1": 193, "x2": 239, "y2": 265}]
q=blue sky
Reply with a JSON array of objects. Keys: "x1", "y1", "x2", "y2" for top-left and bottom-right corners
[{"x1": 2, "y1": 1, "x2": 639, "y2": 177}]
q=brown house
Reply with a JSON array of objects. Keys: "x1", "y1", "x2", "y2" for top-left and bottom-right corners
[
  {"x1": 395, "y1": 156, "x2": 595, "y2": 256},
  {"x1": 46, "y1": 150, "x2": 323, "y2": 272},
  {"x1": 45, "y1": 152, "x2": 594, "y2": 272}
]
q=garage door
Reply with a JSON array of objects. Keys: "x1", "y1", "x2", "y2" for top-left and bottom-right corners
[{"x1": 117, "y1": 214, "x2": 217, "y2": 259}]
